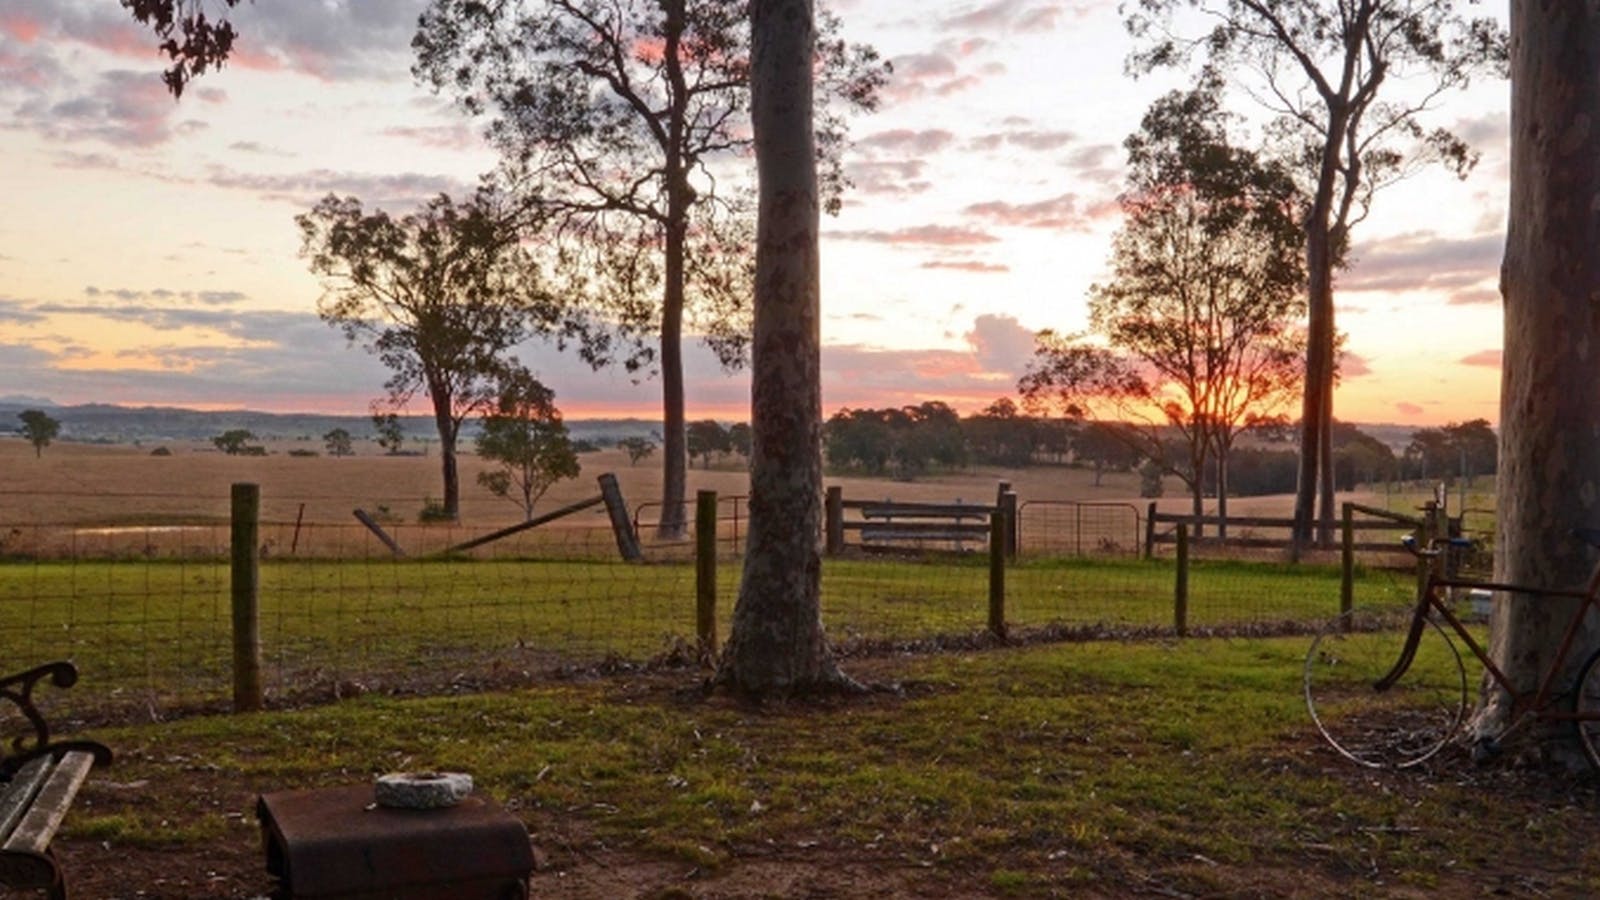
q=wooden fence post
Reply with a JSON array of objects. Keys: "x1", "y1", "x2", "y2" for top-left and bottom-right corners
[
  {"x1": 825, "y1": 486, "x2": 844, "y2": 556},
  {"x1": 695, "y1": 490, "x2": 718, "y2": 663},
  {"x1": 1000, "y1": 490, "x2": 1019, "y2": 560},
  {"x1": 1340, "y1": 502, "x2": 1355, "y2": 617},
  {"x1": 1144, "y1": 502, "x2": 1158, "y2": 559},
  {"x1": 988, "y1": 512, "x2": 1007, "y2": 640},
  {"x1": 1174, "y1": 522, "x2": 1189, "y2": 638},
  {"x1": 598, "y1": 473, "x2": 644, "y2": 562},
  {"x1": 231, "y1": 483, "x2": 262, "y2": 712}
]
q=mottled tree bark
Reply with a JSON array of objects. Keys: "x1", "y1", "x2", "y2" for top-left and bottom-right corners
[
  {"x1": 715, "y1": 0, "x2": 851, "y2": 696},
  {"x1": 1478, "y1": 0, "x2": 1600, "y2": 763}
]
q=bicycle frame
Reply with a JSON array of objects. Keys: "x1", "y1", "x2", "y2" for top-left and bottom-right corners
[{"x1": 1378, "y1": 552, "x2": 1600, "y2": 737}]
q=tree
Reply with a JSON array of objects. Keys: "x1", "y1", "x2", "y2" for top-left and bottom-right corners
[
  {"x1": 372, "y1": 412, "x2": 405, "y2": 455},
  {"x1": 1331, "y1": 421, "x2": 1396, "y2": 490},
  {"x1": 1126, "y1": 0, "x2": 1506, "y2": 546},
  {"x1": 1072, "y1": 422, "x2": 1143, "y2": 487},
  {"x1": 966, "y1": 399, "x2": 1039, "y2": 468},
  {"x1": 687, "y1": 420, "x2": 732, "y2": 470},
  {"x1": 475, "y1": 371, "x2": 581, "y2": 520},
  {"x1": 123, "y1": 0, "x2": 243, "y2": 97},
  {"x1": 413, "y1": 0, "x2": 888, "y2": 539},
  {"x1": 212, "y1": 429, "x2": 261, "y2": 455},
  {"x1": 1020, "y1": 79, "x2": 1307, "y2": 536},
  {"x1": 17, "y1": 410, "x2": 60, "y2": 458},
  {"x1": 299, "y1": 188, "x2": 581, "y2": 520},
  {"x1": 323, "y1": 428, "x2": 354, "y2": 458},
  {"x1": 1483, "y1": 0, "x2": 1600, "y2": 764},
  {"x1": 716, "y1": 0, "x2": 851, "y2": 697},
  {"x1": 727, "y1": 422, "x2": 753, "y2": 460},
  {"x1": 618, "y1": 436, "x2": 657, "y2": 466}
]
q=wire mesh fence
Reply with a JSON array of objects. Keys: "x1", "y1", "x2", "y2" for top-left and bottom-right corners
[{"x1": 0, "y1": 485, "x2": 1424, "y2": 723}]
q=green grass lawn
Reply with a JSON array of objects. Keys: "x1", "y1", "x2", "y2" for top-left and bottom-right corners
[
  {"x1": 0, "y1": 555, "x2": 1417, "y2": 720},
  {"x1": 58, "y1": 636, "x2": 1600, "y2": 898}
]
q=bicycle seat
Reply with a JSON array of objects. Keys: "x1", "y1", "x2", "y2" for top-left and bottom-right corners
[{"x1": 1573, "y1": 527, "x2": 1600, "y2": 549}]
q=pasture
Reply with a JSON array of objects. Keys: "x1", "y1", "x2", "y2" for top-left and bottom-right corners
[
  {"x1": 3, "y1": 437, "x2": 1537, "y2": 898},
  {"x1": 50, "y1": 639, "x2": 1600, "y2": 898}
]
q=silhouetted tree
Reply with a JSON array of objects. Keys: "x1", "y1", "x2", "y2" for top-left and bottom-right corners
[
  {"x1": 687, "y1": 420, "x2": 732, "y2": 469},
  {"x1": 414, "y1": 0, "x2": 888, "y2": 539},
  {"x1": 1022, "y1": 78, "x2": 1306, "y2": 536},
  {"x1": 299, "y1": 188, "x2": 584, "y2": 520},
  {"x1": 1125, "y1": 0, "x2": 1506, "y2": 545},
  {"x1": 323, "y1": 428, "x2": 354, "y2": 458},
  {"x1": 17, "y1": 410, "x2": 60, "y2": 458}
]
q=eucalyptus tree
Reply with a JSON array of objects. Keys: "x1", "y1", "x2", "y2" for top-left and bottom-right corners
[
  {"x1": 1485, "y1": 1, "x2": 1600, "y2": 766},
  {"x1": 298, "y1": 188, "x2": 583, "y2": 520},
  {"x1": 1124, "y1": 0, "x2": 1507, "y2": 546},
  {"x1": 475, "y1": 370, "x2": 581, "y2": 521},
  {"x1": 715, "y1": 0, "x2": 853, "y2": 697},
  {"x1": 1020, "y1": 80, "x2": 1306, "y2": 537},
  {"x1": 413, "y1": 0, "x2": 887, "y2": 538}
]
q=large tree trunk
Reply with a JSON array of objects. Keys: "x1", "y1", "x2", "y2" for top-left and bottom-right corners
[
  {"x1": 655, "y1": 0, "x2": 691, "y2": 542},
  {"x1": 716, "y1": 0, "x2": 850, "y2": 697},
  {"x1": 1477, "y1": 0, "x2": 1600, "y2": 763}
]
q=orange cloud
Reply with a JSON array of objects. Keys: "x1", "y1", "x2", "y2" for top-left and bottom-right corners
[{"x1": 1459, "y1": 350, "x2": 1502, "y2": 368}]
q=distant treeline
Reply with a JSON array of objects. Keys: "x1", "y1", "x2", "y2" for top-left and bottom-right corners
[{"x1": 822, "y1": 401, "x2": 1497, "y2": 496}]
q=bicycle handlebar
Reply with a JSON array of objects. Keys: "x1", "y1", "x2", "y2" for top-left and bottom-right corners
[{"x1": 1400, "y1": 535, "x2": 1475, "y2": 558}]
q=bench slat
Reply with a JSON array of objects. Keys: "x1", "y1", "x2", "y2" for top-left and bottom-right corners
[
  {"x1": 0, "y1": 757, "x2": 52, "y2": 844},
  {"x1": 3, "y1": 751, "x2": 95, "y2": 856}
]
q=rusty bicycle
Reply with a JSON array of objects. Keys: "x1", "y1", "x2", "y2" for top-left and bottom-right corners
[{"x1": 1303, "y1": 531, "x2": 1600, "y2": 769}]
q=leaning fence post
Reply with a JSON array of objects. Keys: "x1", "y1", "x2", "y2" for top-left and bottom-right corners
[
  {"x1": 988, "y1": 512, "x2": 1007, "y2": 640},
  {"x1": 695, "y1": 490, "x2": 718, "y2": 663},
  {"x1": 1340, "y1": 502, "x2": 1355, "y2": 618},
  {"x1": 231, "y1": 482, "x2": 263, "y2": 712},
  {"x1": 598, "y1": 473, "x2": 643, "y2": 562},
  {"x1": 1174, "y1": 522, "x2": 1189, "y2": 638}
]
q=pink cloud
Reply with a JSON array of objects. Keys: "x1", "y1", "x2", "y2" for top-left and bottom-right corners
[
  {"x1": 1459, "y1": 350, "x2": 1502, "y2": 368},
  {"x1": 1396, "y1": 402, "x2": 1426, "y2": 417},
  {"x1": 859, "y1": 128, "x2": 957, "y2": 155},
  {"x1": 1339, "y1": 352, "x2": 1373, "y2": 378},
  {"x1": 964, "y1": 193, "x2": 1099, "y2": 230},
  {"x1": 827, "y1": 225, "x2": 1000, "y2": 246},
  {"x1": 1, "y1": 12, "x2": 42, "y2": 42},
  {"x1": 922, "y1": 260, "x2": 1010, "y2": 273}
]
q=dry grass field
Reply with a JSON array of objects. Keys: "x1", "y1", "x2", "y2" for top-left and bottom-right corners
[{"x1": 1, "y1": 436, "x2": 1188, "y2": 528}]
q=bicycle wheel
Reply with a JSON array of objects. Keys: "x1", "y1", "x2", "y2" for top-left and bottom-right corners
[
  {"x1": 1572, "y1": 647, "x2": 1600, "y2": 772},
  {"x1": 1304, "y1": 607, "x2": 1467, "y2": 768}
]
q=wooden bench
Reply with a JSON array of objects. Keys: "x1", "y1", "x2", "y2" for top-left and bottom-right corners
[
  {"x1": 0, "y1": 662, "x2": 112, "y2": 900},
  {"x1": 856, "y1": 502, "x2": 994, "y2": 549}
]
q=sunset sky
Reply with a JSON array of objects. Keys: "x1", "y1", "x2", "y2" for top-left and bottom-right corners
[{"x1": 0, "y1": 0, "x2": 1508, "y2": 425}]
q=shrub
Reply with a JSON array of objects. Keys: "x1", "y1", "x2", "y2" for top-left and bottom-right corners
[
  {"x1": 417, "y1": 498, "x2": 455, "y2": 523},
  {"x1": 149, "y1": 447, "x2": 172, "y2": 457}
]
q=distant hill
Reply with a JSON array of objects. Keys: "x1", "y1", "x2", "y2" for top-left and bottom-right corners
[{"x1": 0, "y1": 401, "x2": 661, "y2": 447}]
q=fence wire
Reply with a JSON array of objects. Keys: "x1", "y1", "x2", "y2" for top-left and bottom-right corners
[{"x1": 0, "y1": 489, "x2": 1418, "y2": 723}]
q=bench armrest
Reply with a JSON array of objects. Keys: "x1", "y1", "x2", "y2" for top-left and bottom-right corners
[{"x1": 0, "y1": 663, "x2": 111, "y2": 777}]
